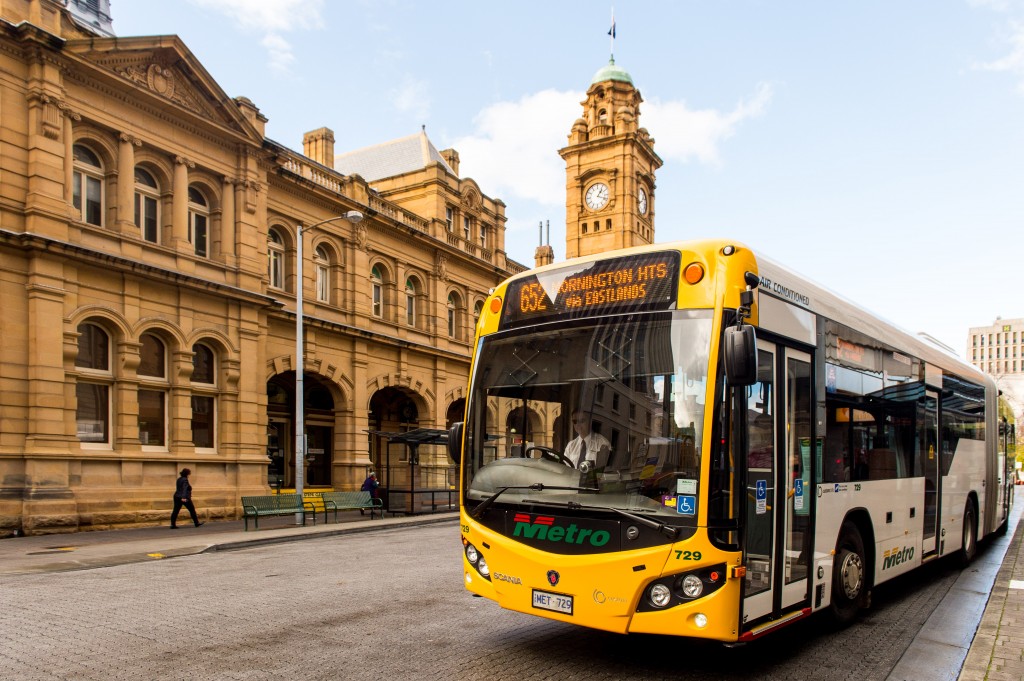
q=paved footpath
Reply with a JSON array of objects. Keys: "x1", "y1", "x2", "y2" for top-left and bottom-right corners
[
  {"x1": 958, "y1": 497, "x2": 1024, "y2": 681},
  {"x1": 0, "y1": 511, "x2": 458, "y2": 576},
  {"x1": 2, "y1": 500, "x2": 1022, "y2": 681}
]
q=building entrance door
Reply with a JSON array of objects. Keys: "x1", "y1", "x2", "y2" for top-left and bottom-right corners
[
  {"x1": 267, "y1": 418, "x2": 289, "y2": 490},
  {"x1": 305, "y1": 425, "x2": 333, "y2": 487}
]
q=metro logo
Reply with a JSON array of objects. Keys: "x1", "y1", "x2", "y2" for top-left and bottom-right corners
[
  {"x1": 512, "y1": 513, "x2": 611, "y2": 547},
  {"x1": 882, "y1": 545, "x2": 914, "y2": 570}
]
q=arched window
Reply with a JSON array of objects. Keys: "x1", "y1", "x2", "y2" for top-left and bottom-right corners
[
  {"x1": 598, "y1": 108, "x2": 608, "y2": 125},
  {"x1": 473, "y1": 300, "x2": 483, "y2": 324},
  {"x1": 75, "y1": 322, "x2": 112, "y2": 445},
  {"x1": 137, "y1": 332, "x2": 167, "y2": 448},
  {"x1": 72, "y1": 144, "x2": 104, "y2": 226},
  {"x1": 187, "y1": 186, "x2": 209, "y2": 257},
  {"x1": 314, "y1": 245, "x2": 330, "y2": 303},
  {"x1": 371, "y1": 265, "x2": 384, "y2": 318},
  {"x1": 191, "y1": 343, "x2": 217, "y2": 450},
  {"x1": 405, "y1": 278, "x2": 417, "y2": 327},
  {"x1": 447, "y1": 292, "x2": 462, "y2": 339},
  {"x1": 134, "y1": 167, "x2": 160, "y2": 243},
  {"x1": 268, "y1": 228, "x2": 285, "y2": 290}
]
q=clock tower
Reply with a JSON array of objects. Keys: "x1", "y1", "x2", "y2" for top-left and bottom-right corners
[{"x1": 560, "y1": 58, "x2": 662, "y2": 260}]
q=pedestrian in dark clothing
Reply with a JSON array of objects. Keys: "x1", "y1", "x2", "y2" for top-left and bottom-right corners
[
  {"x1": 359, "y1": 471, "x2": 380, "y2": 515},
  {"x1": 171, "y1": 468, "x2": 204, "y2": 528},
  {"x1": 361, "y1": 471, "x2": 380, "y2": 498}
]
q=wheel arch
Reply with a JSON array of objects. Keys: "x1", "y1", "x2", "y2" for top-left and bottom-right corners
[{"x1": 840, "y1": 508, "x2": 876, "y2": 589}]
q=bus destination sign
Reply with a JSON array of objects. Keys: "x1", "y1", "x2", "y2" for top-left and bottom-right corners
[{"x1": 501, "y1": 252, "x2": 680, "y2": 328}]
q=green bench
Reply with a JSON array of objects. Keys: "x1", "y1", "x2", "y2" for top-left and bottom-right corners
[
  {"x1": 320, "y1": 491, "x2": 383, "y2": 523},
  {"x1": 241, "y1": 494, "x2": 316, "y2": 530}
]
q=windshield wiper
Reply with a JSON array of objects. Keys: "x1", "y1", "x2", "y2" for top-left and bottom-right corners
[
  {"x1": 471, "y1": 483, "x2": 599, "y2": 520},
  {"x1": 566, "y1": 501, "x2": 681, "y2": 540}
]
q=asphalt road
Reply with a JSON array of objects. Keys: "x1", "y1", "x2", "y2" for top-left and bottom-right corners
[{"x1": 0, "y1": 522, "x2": 968, "y2": 680}]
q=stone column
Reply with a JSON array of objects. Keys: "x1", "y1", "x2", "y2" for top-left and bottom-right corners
[
  {"x1": 115, "y1": 339, "x2": 142, "y2": 451},
  {"x1": 63, "y1": 113, "x2": 74, "y2": 206},
  {"x1": 116, "y1": 133, "x2": 140, "y2": 234},
  {"x1": 220, "y1": 177, "x2": 235, "y2": 263},
  {"x1": 170, "y1": 349, "x2": 196, "y2": 454},
  {"x1": 172, "y1": 155, "x2": 193, "y2": 248}
]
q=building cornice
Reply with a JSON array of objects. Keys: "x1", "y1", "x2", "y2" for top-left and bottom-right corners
[{"x1": 0, "y1": 229, "x2": 280, "y2": 309}]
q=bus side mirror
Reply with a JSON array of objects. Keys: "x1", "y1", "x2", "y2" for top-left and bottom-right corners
[
  {"x1": 447, "y1": 422, "x2": 464, "y2": 465},
  {"x1": 724, "y1": 325, "x2": 758, "y2": 386}
]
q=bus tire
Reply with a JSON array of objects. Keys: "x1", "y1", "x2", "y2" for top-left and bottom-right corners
[
  {"x1": 958, "y1": 501, "x2": 978, "y2": 567},
  {"x1": 830, "y1": 521, "x2": 866, "y2": 626}
]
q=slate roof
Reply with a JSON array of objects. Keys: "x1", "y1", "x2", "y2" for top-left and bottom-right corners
[{"x1": 335, "y1": 130, "x2": 454, "y2": 182}]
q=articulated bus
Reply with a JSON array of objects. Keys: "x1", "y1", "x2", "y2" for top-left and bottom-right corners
[{"x1": 449, "y1": 239, "x2": 1013, "y2": 643}]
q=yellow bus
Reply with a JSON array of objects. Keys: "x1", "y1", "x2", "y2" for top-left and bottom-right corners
[{"x1": 449, "y1": 239, "x2": 1012, "y2": 642}]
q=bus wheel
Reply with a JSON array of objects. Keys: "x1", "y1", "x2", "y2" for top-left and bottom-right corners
[
  {"x1": 830, "y1": 522, "x2": 866, "y2": 625},
  {"x1": 958, "y1": 501, "x2": 978, "y2": 568}
]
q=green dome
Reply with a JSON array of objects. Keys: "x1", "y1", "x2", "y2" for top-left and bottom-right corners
[{"x1": 590, "y1": 58, "x2": 633, "y2": 85}]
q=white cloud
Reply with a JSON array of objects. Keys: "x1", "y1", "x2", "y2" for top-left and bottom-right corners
[
  {"x1": 189, "y1": 0, "x2": 324, "y2": 31},
  {"x1": 261, "y1": 34, "x2": 295, "y2": 74},
  {"x1": 452, "y1": 89, "x2": 580, "y2": 206},
  {"x1": 188, "y1": 0, "x2": 324, "y2": 74},
  {"x1": 452, "y1": 84, "x2": 773, "y2": 207},
  {"x1": 389, "y1": 77, "x2": 432, "y2": 122},
  {"x1": 643, "y1": 83, "x2": 774, "y2": 166},
  {"x1": 974, "y1": 20, "x2": 1024, "y2": 91},
  {"x1": 968, "y1": 0, "x2": 1012, "y2": 11}
]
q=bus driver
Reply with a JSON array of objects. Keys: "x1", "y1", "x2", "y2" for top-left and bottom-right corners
[{"x1": 564, "y1": 409, "x2": 611, "y2": 469}]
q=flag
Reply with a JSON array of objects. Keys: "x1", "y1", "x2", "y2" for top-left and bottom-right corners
[{"x1": 608, "y1": 22, "x2": 616, "y2": 38}]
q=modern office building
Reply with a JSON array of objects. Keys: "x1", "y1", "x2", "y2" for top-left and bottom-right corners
[{"x1": 967, "y1": 318, "x2": 1024, "y2": 431}]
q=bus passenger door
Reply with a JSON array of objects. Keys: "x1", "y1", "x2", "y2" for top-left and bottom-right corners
[
  {"x1": 780, "y1": 350, "x2": 812, "y2": 609},
  {"x1": 920, "y1": 391, "x2": 939, "y2": 556},
  {"x1": 742, "y1": 343, "x2": 812, "y2": 624},
  {"x1": 742, "y1": 341, "x2": 776, "y2": 623}
]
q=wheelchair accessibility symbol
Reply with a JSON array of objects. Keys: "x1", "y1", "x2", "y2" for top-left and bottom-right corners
[
  {"x1": 755, "y1": 479, "x2": 767, "y2": 515},
  {"x1": 677, "y1": 495, "x2": 696, "y2": 517}
]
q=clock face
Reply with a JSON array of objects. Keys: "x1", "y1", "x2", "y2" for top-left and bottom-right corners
[
  {"x1": 638, "y1": 188, "x2": 648, "y2": 215},
  {"x1": 585, "y1": 182, "x2": 610, "y2": 211}
]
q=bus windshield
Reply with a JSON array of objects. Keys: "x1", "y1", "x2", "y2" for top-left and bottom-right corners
[{"x1": 464, "y1": 309, "x2": 713, "y2": 520}]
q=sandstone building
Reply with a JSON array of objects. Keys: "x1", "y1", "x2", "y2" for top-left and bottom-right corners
[{"x1": 0, "y1": 0, "x2": 520, "y2": 534}]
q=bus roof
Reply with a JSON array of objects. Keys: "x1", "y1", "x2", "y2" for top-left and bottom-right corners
[{"x1": 496, "y1": 238, "x2": 987, "y2": 390}]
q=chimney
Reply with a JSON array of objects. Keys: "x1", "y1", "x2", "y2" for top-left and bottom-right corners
[
  {"x1": 440, "y1": 148, "x2": 460, "y2": 176},
  {"x1": 234, "y1": 97, "x2": 267, "y2": 137},
  {"x1": 534, "y1": 220, "x2": 554, "y2": 267},
  {"x1": 303, "y1": 127, "x2": 336, "y2": 167}
]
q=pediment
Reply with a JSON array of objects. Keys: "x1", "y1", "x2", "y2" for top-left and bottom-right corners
[{"x1": 62, "y1": 36, "x2": 261, "y2": 141}]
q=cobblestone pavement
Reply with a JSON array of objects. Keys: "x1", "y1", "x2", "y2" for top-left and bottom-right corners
[{"x1": 0, "y1": 522, "x2": 977, "y2": 681}]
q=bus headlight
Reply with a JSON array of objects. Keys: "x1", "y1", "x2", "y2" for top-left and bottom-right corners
[
  {"x1": 694, "y1": 613, "x2": 709, "y2": 629},
  {"x1": 464, "y1": 543, "x2": 490, "y2": 581},
  {"x1": 648, "y1": 583, "x2": 672, "y2": 608},
  {"x1": 681, "y1": 574, "x2": 704, "y2": 598}
]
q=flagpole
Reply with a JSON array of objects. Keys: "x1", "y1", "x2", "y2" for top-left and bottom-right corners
[{"x1": 609, "y1": 7, "x2": 615, "y2": 60}]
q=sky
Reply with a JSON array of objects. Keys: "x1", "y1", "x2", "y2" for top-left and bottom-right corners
[{"x1": 110, "y1": 0, "x2": 1024, "y2": 357}]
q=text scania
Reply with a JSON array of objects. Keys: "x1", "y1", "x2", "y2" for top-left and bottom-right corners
[
  {"x1": 882, "y1": 545, "x2": 915, "y2": 570},
  {"x1": 513, "y1": 514, "x2": 611, "y2": 547}
]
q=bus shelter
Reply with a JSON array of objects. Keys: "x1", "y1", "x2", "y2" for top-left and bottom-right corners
[{"x1": 365, "y1": 428, "x2": 457, "y2": 514}]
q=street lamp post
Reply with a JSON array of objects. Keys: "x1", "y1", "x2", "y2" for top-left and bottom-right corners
[{"x1": 294, "y1": 210, "x2": 363, "y2": 523}]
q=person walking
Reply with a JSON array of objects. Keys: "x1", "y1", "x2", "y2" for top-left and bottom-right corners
[{"x1": 170, "y1": 468, "x2": 204, "y2": 528}]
